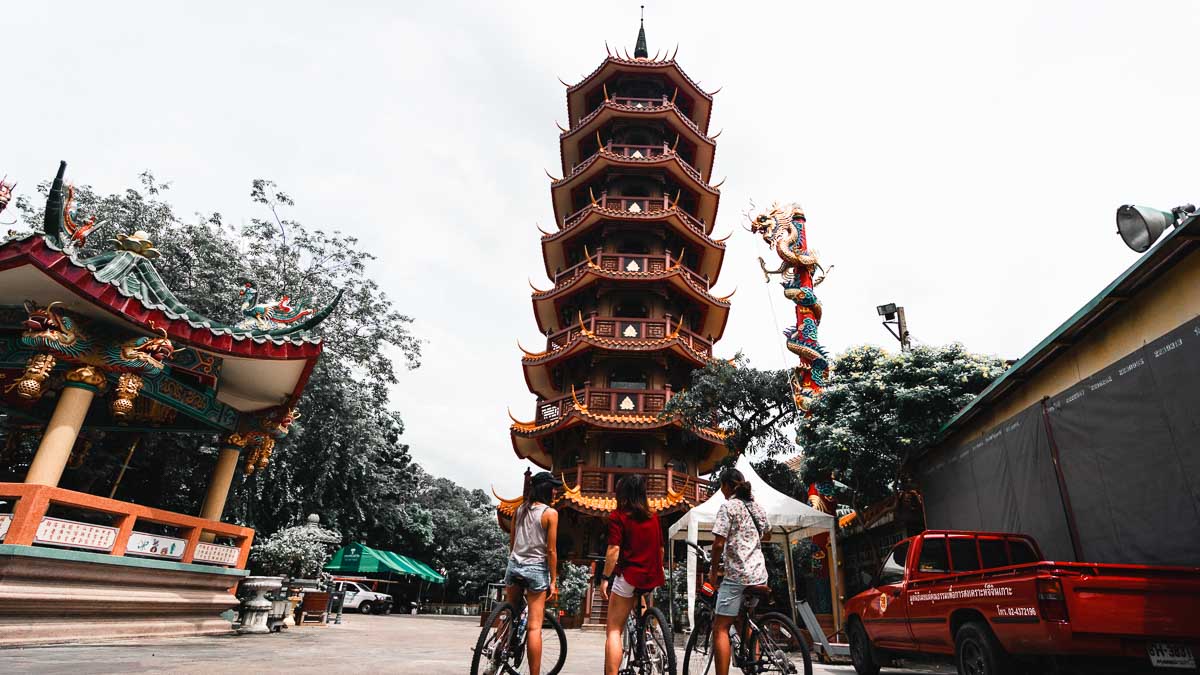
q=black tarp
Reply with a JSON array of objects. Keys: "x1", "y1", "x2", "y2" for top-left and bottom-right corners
[{"x1": 916, "y1": 315, "x2": 1200, "y2": 566}]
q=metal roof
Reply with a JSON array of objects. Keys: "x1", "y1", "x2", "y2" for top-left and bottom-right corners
[{"x1": 929, "y1": 213, "x2": 1200, "y2": 451}]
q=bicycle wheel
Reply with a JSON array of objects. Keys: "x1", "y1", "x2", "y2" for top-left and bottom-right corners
[
  {"x1": 748, "y1": 612, "x2": 813, "y2": 675},
  {"x1": 471, "y1": 602, "x2": 517, "y2": 675},
  {"x1": 683, "y1": 609, "x2": 714, "y2": 675},
  {"x1": 637, "y1": 606, "x2": 677, "y2": 675},
  {"x1": 536, "y1": 608, "x2": 568, "y2": 675}
]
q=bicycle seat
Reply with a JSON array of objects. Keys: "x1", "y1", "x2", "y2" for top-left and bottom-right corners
[{"x1": 743, "y1": 584, "x2": 772, "y2": 597}]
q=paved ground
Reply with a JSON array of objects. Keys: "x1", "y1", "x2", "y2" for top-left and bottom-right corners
[{"x1": 1, "y1": 614, "x2": 951, "y2": 674}]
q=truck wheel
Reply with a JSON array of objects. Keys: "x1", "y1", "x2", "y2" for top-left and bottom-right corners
[
  {"x1": 954, "y1": 621, "x2": 1010, "y2": 675},
  {"x1": 358, "y1": 601, "x2": 373, "y2": 615},
  {"x1": 848, "y1": 619, "x2": 881, "y2": 675}
]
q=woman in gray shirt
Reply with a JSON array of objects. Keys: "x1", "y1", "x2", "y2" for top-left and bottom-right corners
[{"x1": 503, "y1": 471, "x2": 561, "y2": 674}]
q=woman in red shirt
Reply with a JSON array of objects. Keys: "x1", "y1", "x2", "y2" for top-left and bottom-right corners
[{"x1": 599, "y1": 474, "x2": 666, "y2": 675}]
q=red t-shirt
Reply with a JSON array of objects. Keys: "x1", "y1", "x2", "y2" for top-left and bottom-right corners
[{"x1": 607, "y1": 509, "x2": 665, "y2": 590}]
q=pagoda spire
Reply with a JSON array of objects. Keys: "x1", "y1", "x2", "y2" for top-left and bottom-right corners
[{"x1": 634, "y1": 6, "x2": 648, "y2": 58}]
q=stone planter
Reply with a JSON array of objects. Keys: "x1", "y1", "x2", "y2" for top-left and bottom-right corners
[{"x1": 237, "y1": 576, "x2": 284, "y2": 635}]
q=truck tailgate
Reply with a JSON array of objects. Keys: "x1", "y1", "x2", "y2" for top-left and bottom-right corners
[{"x1": 1059, "y1": 566, "x2": 1200, "y2": 639}]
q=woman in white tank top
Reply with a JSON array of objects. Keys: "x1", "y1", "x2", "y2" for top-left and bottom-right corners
[{"x1": 503, "y1": 471, "x2": 561, "y2": 674}]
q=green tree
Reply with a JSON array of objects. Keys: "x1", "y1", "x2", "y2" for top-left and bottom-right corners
[
  {"x1": 410, "y1": 476, "x2": 509, "y2": 602},
  {"x1": 250, "y1": 519, "x2": 342, "y2": 578},
  {"x1": 661, "y1": 353, "x2": 798, "y2": 459},
  {"x1": 799, "y1": 344, "x2": 1004, "y2": 507}
]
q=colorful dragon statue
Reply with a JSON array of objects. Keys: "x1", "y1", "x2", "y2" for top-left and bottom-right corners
[
  {"x1": 748, "y1": 202, "x2": 831, "y2": 412},
  {"x1": 239, "y1": 282, "x2": 315, "y2": 331}
]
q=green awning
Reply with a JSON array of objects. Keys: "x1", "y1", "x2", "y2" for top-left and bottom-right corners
[{"x1": 324, "y1": 543, "x2": 445, "y2": 583}]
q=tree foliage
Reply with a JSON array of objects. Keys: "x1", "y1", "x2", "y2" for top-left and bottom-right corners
[
  {"x1": 250, "y1": 520, "x2": 342, "y2": 578},
  {"x1": 557, "y1": 561, "x2": 592, "y2": 616},
  {"x1": 662, "y1": 353, "x2": 798, "y2": 458},
  {"x1": 799, "y1": 344, "x2": 1005, "y2": 507}
]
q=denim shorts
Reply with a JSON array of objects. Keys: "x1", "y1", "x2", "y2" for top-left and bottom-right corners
[
  {"x1": 715, "y1": 580, "x2": 747, "y2": 617},
  {"x1": 504, "y1": 560, "x2": 550, "y2": 592}
]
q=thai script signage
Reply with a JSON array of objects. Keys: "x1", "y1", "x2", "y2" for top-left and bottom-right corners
[
  {"x1": 127, "y1": 532, "x2": 186, "y2": 560},
  {"x1": 193, "y1": 542, "x2": 240, "y2": 566},
  {"x1": 0, "y1": 513, "x2": 11, "y2": 542},
  {"x1": 34, "y1": 517, "x2": 118, "y2": 552}
]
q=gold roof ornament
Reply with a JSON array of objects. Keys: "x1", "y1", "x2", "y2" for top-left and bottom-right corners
[{"x1": 112, "y1": 230, "x2": 160, "y2": 259}]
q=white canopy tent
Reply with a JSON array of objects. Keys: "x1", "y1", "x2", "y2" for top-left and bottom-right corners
[{"x1": 666, "y1": 456, "x2": 839, "y2": 631}]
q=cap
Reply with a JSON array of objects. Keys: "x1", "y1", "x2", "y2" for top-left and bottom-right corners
[{"x1": 531, "y1": 471, "x2": 563, "y2": 487}]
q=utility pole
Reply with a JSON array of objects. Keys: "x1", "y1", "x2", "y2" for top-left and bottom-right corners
[{"x1": 876, "y1": 303, "x2": 911, "y2": 352}]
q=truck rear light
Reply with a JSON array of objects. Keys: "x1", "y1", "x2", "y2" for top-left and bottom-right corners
[{"x1": 1037, "y1": 578, "x2": 1069, "y2": 622}]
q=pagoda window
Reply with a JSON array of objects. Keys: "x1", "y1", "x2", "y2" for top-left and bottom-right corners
[
  {"x1": 666, "y1": 458, "x2": 688, "y2": 474},
  {"x1": 613, "y1": 301, "x2": 648, "y2": 319},
  {"x1": 603, "y1": 448, "x2": 648, "y2": 469},
  {"x1": 609, "y1": 366, "x2": 648, "y2": 390},
  {"x1": 615, "y1": 238, "x2": 649, "y2": 255}
]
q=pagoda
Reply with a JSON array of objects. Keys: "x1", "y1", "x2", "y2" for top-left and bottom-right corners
[{"x1": 501, "y1": 22, "x2": 731, "y2": 566}]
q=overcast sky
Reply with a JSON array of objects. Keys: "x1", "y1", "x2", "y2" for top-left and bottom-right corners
[{"x1": 4, "y1": 2, "x2": 1199, "y2": 498}]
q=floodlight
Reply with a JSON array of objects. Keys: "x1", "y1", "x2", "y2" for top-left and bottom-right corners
[
  {"x1": 876, "y1": 303, "x2": 897, "y2": 320},
  {"x1": 1116, "y1": 204, "x2": 1196, "y2": 253}
]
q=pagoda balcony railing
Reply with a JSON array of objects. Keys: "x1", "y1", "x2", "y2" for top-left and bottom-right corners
[
  {"x1": 563, "y1": 465, "x2": 713, "y2": 504},
  {"x1": 534, "y1": 386, "x2": 674, "y2": 425},
  {"x1": 0, "y1": 482, "x2": 253, "y2": 569},
  {"x1": 609, "y1": 95, "x2": 672, "y2": 109},
  {"x1": 553, "y1": 252, "x2": 710, "y2": 289},
  {"x1": 544, "y1": 314, "x2": 713, "y2": 357},
  {"x1": 565, "y1": 193, "x2": 707, "y2": 229},
  {"x1": 572, "y1": 141, "x2": 701, "y2": 178}
]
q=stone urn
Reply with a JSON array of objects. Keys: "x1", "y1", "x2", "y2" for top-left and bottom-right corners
[{"x1": 237, "y1": 576, "x2": 284, "y2": 635}]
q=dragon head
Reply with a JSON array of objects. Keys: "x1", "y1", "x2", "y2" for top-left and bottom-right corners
[
  {"x1": 0, "y1": 176, "x2": 14, "y2": 214},
  {"x1": 22, "y1": 301, "x2": 76, "y2": 343},
  {"x1": 260, "y1": 405, "x2": 300, "y2": 438},
  {"x1": 748, "y1": 203, "x2": 789, "y2": 243},
  {"x1": 118, "y1": 327, "x2": 176, "y2": 374}
]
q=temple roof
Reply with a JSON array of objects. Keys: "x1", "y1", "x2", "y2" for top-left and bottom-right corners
[{"x1": 0, "y1": 162, "x2": 340, "y2": 411}]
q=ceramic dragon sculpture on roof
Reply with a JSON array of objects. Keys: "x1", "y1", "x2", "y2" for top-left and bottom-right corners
[
  {"x1": 35, "y1": 161, "x2": 343, "y2": 340},
  {"x1": 749, "y1": 202, "x2": 831, "y2": 412}
]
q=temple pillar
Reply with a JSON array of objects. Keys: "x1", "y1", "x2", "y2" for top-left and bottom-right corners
[
  {"x1": 199, "y1": 435, "x2": 247, "y2": 525},
  {"x1": 25, "y1": 366, "x2": 106, "y2": 486}
]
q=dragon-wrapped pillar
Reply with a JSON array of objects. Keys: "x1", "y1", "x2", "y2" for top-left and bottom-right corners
[{"x1": 749, "y1": 203, "x2": 831, "y2": 412}]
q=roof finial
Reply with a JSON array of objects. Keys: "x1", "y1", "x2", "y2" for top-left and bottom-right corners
[{"x1": 634, "y1": 5, "x2": 648, "y2": 59}]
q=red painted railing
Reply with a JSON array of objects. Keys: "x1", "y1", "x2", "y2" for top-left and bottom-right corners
[
  {"x1": 543, "y1": 314, "x2": 713, "y2": 358},
  {"x1": 566, "y1": 465, "x2": 712, "y2": 504},
  {"x1": 534, "y1": 386, "x2": 674, "y2": 425},
  {"x1": 552, "y1": 252, "x2": 710, "y2": 289},
  {"x1": 563, "y1": 194, "x2": 709, "y2": 234},
  {"x1": 0, "y1": 483, "x2": 254, "y2": 569},
  {"x1": 610, "y1": 95, "x2": 671, "y2": 108}
]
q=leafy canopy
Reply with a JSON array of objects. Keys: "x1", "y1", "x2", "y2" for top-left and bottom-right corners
[
  {"x1": 661, "y1": 353, "x2": 798, "y2": 458},
  {"x1": 799, "y1": 344, "x2": 1005, "y2": 506}
]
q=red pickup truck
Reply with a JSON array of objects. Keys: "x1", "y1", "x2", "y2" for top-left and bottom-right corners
[{"x1": 844, "y1": 530, "x2": 1200, "y2": 675}]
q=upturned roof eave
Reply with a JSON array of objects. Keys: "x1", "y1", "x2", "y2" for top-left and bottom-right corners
[
  {"x1": 541, "y1": 207, "x2": 727, "y2": 280},
  {"x1": 564, "y1": 57, "x2": 714, "y2": 135},
  {"x1": 530, "y1": 265, "x2": 732, "y2": 335},
  {"x1": 559, "y1": 102, "x2": 717, "y2": 181}
]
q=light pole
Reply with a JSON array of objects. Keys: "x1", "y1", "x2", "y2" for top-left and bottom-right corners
[{"x1": 876, "y1": 303, "x2": 911, "y2": 352}]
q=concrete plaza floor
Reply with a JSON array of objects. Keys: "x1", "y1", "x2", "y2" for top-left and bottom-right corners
[{"x1": 1, "y1": 614, "x2": 950, "y2": 674}]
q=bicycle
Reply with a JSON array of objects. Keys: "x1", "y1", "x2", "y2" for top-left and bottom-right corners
[
  {"x1": 471, "y1": 591, "x2": 568, "y2": 675},
  {"x1": 681, "y1": 542, "x2": 812, "y2": 675},
  {"x1": 615, "y1": 587, "x2": 677, "y2": 675}
]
